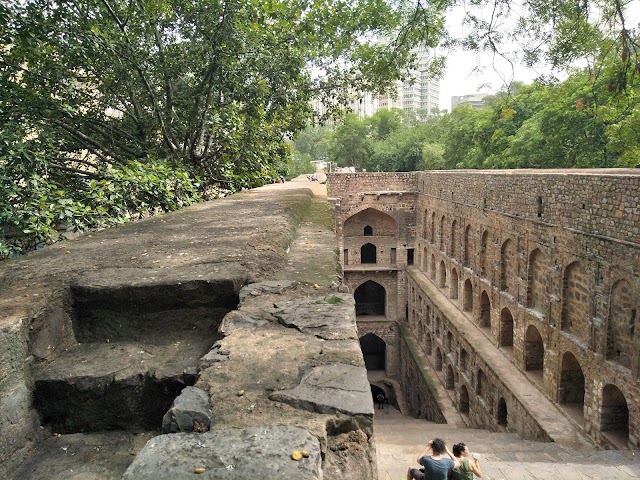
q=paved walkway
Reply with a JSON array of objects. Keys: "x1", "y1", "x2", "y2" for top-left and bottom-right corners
[{"x1": 375, "y1": 406, "x2": 640, "y2": 480}]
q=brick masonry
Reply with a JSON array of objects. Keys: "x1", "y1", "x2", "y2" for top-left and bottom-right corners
[{"x1": 328, "y1": 169, "x2": 640, "y2": 449}]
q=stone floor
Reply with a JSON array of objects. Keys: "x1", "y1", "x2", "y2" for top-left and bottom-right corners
[{"x1": 375, "y1": 405, "x2": 640, "y2": 480}]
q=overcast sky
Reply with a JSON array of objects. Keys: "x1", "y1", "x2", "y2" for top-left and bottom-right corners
[{"x1": 438, "y1": 0, "x2": 640, "y2": 111}]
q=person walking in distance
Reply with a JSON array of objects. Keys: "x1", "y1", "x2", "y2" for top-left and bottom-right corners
[
  {"x1": 450, "y1": 442, "x2": 482, "y2": 479},
  {"x1": 407, "y1": 438, "x2": 460, "y2": 480},
  {"x1": 376, "y1": 392, "x2": 385, "y2": 410}
]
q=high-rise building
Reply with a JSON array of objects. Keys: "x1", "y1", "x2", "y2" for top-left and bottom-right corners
[{"x1": 376, "y1": 48, "x2": 440, "y2": 114}]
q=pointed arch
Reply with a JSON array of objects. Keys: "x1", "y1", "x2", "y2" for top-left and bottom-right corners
[
  {"x1": 359, "y1": 333, "x2": 386, "y2": 370},
  {"x1": 423, "y1": 209, "x2": 429, "y2": 239},
  {"x1": 500, "y1": 308, "x2": 514, "y2": 347},
  {"x1": 435, "y1": 347, "x2": 443, "y2": 371},
  {"x1": 601, "y1": 384, "x2": 629, "y2": 446},
  {"x1": 463, "y1": 279, "x2": 473, "y2": 312},
  {"x1": 450, "y1": 219, "x2": 458, "y2": 258},
  {"x1": 607, "y1": 279, "x2": 637, "y2": 368},
  {"x1": 438, "y1": 260, "x2": 447, "y2": 288},
  {"x1": 439, "y1": 215, "x2": 446, "y2": 251},
  {"x1": 430, "y1": 212, "x2": 436, "y2": 243},
  {"x1": 463, "y1": 224, "x2": 472, "y2": 267},
  {"x1": 479, "y1": 290, "x2": 491, "y2": 328},
  {"x1": 344, "y1": 207, "x2": 396, "y2": 237},
  {"x1": 460, "y1": 348, "x2": 469, "y2": 373},
  {"x1": 361, "y1": 243, "x2": 376, "y2": 263},
  {"x1": 497, "y1": 397, "x2": 508, "y2": 425},
  {"x1": 476, "y1": 369, "x2": 487, "y2": 398},
  {"x1": 354, "y1": 281, "x2": 386, "y2": 316},
  {"x1": 500, "y1": 239, "x2": 515, "y2": 292},
  {"x1": 450, "y1": 268, "x2": 459, "y2": 300},
  {"x1": 459, "y1": 385, "x2": 470, "y2": 413},
  {"x1": 525, "y1": 325, "x2": 544, "y2": 372},
  {"x1": 479, "y1": 230, "x2": 489, "y2": 276},
  {"x1": 446, "y1": 364, "x2": 455, "y2": 389},
  {"x1": 559, "y1": 351, "x2": 585, "y2": 416},
  {"x1": 430, "y1": 254, "x2": 436, "y2": 280},
  {"x1": 528, "y1": 248, "x2": 548, "y2": 312},
  {"x1": 561, "y1": 261, "x2": 590, "y2": 342},
  {"x1": 422, "y1": 247, "x2": 428, "y2": 271}
]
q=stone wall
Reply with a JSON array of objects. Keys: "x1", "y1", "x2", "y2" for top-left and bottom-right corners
[
  {"x1": 0, "y1": 184, "x2": 375, "y2": 480},
  {"x1": 328, "y1": 169, "x2": 640, "y2": 449}
]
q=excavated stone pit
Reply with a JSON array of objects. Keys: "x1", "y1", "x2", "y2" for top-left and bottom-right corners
[{"x1": 33, "y1": 267, "x2": 244, "y2": 434}]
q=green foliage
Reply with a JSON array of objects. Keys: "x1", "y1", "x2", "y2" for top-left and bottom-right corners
[
  {"x1": 0, "y1": 156, "x2": 200, "y2": 258},
  {"x1": 1, "y1": 0, "x2": 437, "y2": 255}
]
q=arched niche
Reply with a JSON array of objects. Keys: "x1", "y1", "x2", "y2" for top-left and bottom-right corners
[
  {"x1": 361, "y1": 243, "x2": 377, "y2": 264},
  {"x1": 354, "y1": 281, "x2": 386, "y2": 316},
  {"x1": 344, "y1": 208, "x2": 396, "y2": 237},
  {"x1": 360, "y1": 333, "x2": 386, "y2": 370}
]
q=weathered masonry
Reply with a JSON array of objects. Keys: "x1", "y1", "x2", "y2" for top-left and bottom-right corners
[
  {"x1": 0, "y1": 183, "x2": 374, "y2": 480},
  {"x1": 328, "y1": 169, "x2": 640, "y2": 449}
]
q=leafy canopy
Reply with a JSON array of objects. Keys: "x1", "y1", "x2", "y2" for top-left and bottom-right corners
[{"x1": 0, "y1": 0, "x2": 442, "y2": 255}]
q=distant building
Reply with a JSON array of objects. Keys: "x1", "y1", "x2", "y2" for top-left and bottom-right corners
[
  {"x1": 450, "y1": 93, "x2": 490, "y2": 109},
  {"x1": 377, "y1": 48, "x2": 440, "y2": 114},
  {"x1": 312, "y1": 47, "x2": 440, "y2": 119}
]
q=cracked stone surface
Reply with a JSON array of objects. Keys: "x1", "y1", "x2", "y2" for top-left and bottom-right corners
[
  {"x1": 270, "y1": 363, "x2": 374, "y2": 417},
  {"x1": 123, "y1": 426, "x2": 321, "y2": 480},
  {"x1": 273, "y1": 294, "x2": 358, "y2": 340}
]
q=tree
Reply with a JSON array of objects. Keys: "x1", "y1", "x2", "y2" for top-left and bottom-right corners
[
  {"x1": 327, "y1": 114, "x2": 371, "y2": 170},
  {"x1": 0, "y1": 0, "x2": 443, "y2": 255}
]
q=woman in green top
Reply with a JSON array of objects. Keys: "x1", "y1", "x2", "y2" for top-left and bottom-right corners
[{"x1": 450, "y1": 442, "x2": 482, "y2": 479}]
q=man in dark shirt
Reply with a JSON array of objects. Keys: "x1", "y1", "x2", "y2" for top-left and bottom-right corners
[{"x1": 407, "y1": 438, "x2": 460, "y2": 480}]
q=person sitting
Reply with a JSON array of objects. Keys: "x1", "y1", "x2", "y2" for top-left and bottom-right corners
[
  {"x1": 406, "y1": 438, "x2": 460, "y2": 480},
  {"x1": 450, "y1": 442, "x2": 482, "y2": 479}
]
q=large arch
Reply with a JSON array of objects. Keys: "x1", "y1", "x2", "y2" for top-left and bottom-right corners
[
  {"x1": 601, "y1": 384, "x2": 629, "y2": 447},
  {"x1": 354, "y1": 280, "x2": 386, "y2": 316},
  {"x1": 360, "y1": 333, "x2": 386, "y2": 370},
  {"x1": 439, "y1": 215, "x2": 446, "y2": 251},
  {"x1": 343, "y1": 207, "x2": 396, "y2": 237},
  {"x1": 525, "y1": 325, "x2": 544, "y2": 372},
  {"x1": 559, "y1": 351, "x2": 585, "y2": 423},
  {"x1": 561, "y1": 261, "x2": 590, "y2": 342}
]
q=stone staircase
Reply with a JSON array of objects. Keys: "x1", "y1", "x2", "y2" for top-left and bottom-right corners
[{"x1": 375, "y1": 408, "x2": 640, "y2": 480}]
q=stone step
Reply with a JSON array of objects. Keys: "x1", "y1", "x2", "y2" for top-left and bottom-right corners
[{"x1": 375, "y1": 409, "x2": 640, "y2": 480}]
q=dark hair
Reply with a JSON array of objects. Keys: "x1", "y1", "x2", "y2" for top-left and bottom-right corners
[
  {"x1": 431, "y1": 438, "x2": 446, "y2": 454},
  {"x1": 453, "y1": 443, "x2": 467, "y2": 457}
]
